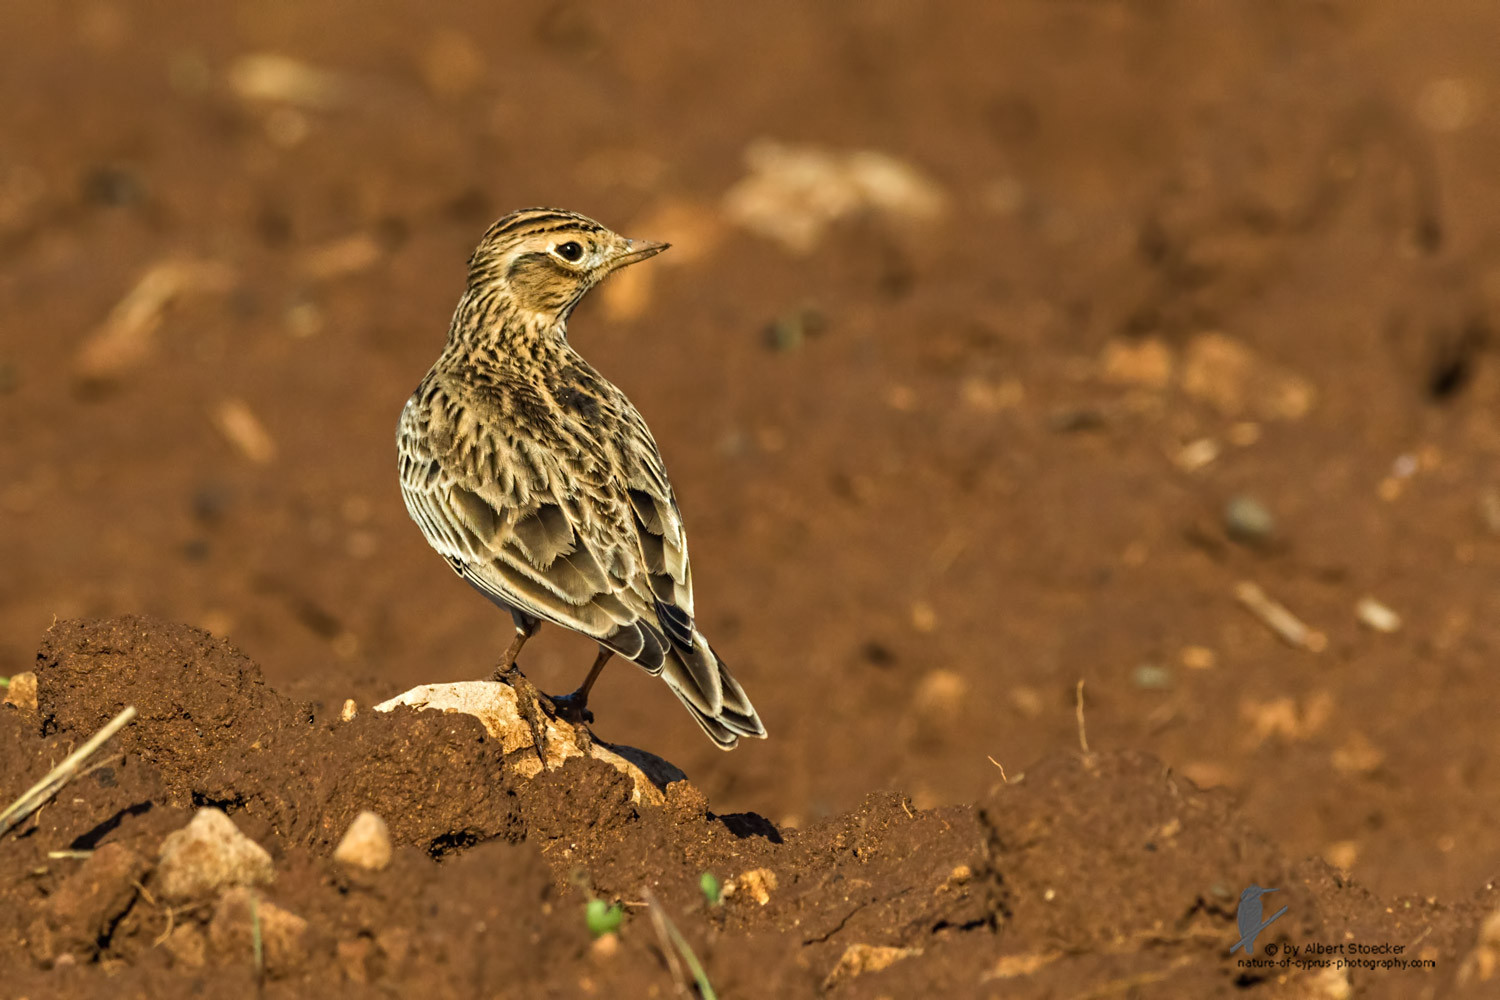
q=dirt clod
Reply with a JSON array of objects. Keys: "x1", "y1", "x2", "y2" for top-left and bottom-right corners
[
  {"x1": 163, "y1": 924, "x2": 207, "y2": 968},
  {"x1": 735, "y1": 866, "x2": 778, "y2": 906},
  {"x1": 823, "y1": 943, "x2": 924, "y2": 988},
  {"x1": 209, "y1": 887, "x2": 310, "y2": 975},
  {"x1": 33, "y1": 843, "x2": 149, "y2": 961}
]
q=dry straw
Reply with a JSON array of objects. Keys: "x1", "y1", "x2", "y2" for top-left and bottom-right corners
[{"x1": 0, "y1": 706, "x2": 137, "y2": 838}]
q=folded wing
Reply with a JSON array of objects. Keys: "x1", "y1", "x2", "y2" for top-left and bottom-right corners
[{"x1": 398, "y1": 389, "x2": 765, "y2": 745}]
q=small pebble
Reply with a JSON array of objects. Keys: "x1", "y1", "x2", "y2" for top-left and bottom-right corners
[
  {"x1": 286, "y1": 300, "x2": 324, "y2": 338},
  {"x1": 913, "y1": 669, "x2": 966, "y2": 716},
  {"x1": 3, "y1": 671, "x2": 38, "y2": 712},
  {"x1": 155, "y1": 808, "x2": 274, "y2": 901},
  {"x1": 1355, "y1": 596, "x2": 1402, "y2": 634},
  {"x1": 1176, "y1": 438, "x2": 1220, "y2": 471},
  {"x1": 1180, "y1": 646, "x2": 1217, "y2": 670},
  {"x1": 1224, "y1": 494, "x2": 1275, "y2": 545},
  {"x1": 589, "y1": 932, "x2": 619, "y2": 962},
  {"x1": 1099, "y1": 337, "x2": 1173, "y2": 389},
  {"x1": 333, "y1": 810, "x2": 392, "y2": 871},
  {"x1": 1131, "y1": 664, "x2": 1173, "y2": 690},
  {"x1": 737, "y1": 867, "x2": 777, "y2": 906},
  {"x1": 1480, "y1": 488, "x2": 1500, "y2": 535}
]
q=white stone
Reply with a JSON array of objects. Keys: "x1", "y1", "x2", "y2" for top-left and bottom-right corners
[
  {"x1": 333, "y1": 811, "x2": 392, "y2": 871},
  {"x1": 374, "y1": 681, "x2": 684, "y2": 805},
  {"x1": 155, "y1": 808, "x2": 273, "y2": 901}
]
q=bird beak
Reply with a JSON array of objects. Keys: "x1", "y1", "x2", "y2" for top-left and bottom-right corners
[
  {"x1": 609, "y1": 239, "x2": 670, "y2": 270},
  {"x1": 1263, "y1": 888, "x2": 1279, "y2": 893}
]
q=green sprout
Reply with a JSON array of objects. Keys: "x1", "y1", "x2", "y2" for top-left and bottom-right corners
[
  {"x1": 699, "y1": 871, "x2": 722, "y2": 906},
  {"x1": 645, "y1": 890, "x2": 718, "y2": 1000},
  {"x1": 586, "y1": 897, "x2": 624, "y2": 938},
  {"x1": 250, "y1": 891, "x2": 264, "y2": 977}
]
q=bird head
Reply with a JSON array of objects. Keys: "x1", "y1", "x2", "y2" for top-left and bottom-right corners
[{"x1": 465, "y1": 208, "x2": 668, "y2": 326}]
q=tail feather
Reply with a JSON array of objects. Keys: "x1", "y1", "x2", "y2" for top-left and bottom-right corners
[
  {"x1": 659, "y1": 627, "x2": 724, "y2": 716},
  {"x1": 659, "y1": 641, "x2": 766, "y2": 750}
]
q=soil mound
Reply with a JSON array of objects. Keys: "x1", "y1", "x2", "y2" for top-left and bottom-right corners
[{"x1": 0, "y1": 617, "x2": 1487, "y2": 997}]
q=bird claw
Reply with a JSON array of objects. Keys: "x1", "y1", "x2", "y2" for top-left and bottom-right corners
[
  {"x1": 496, "y1": 664, "x2": 556, "y2": 765},
  {"x1": 549, "y1": 691, "x2": 595, "y2": 726},
  {"x1": 493, "y1": 665, "x2": 601, "y2": 763}
]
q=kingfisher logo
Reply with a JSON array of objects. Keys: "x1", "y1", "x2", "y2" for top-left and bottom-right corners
[{"x1": 1230, "y1": 885, "x2": 1287, "y2": 954}]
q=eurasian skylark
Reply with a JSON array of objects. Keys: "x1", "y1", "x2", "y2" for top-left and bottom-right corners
[{"x1": 397, "y1": 208, "x2": 766, "y2": 749}]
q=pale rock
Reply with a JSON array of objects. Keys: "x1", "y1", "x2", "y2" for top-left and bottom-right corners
[
  {"x1": 3, "y1": 670, "x2": 37, "y2": 712},
  {"x1": 1180, "y1": 332, "x2": 1315, "y2": 420},
  {"x1": 1100, "y1": 337, "x2": 1173, "y2": 389},
  {"x1": 823, "y1": 943, "x2": 923, "y2": 988},
  {"x1": 735, "y1": 867, "x2": 778, "y2": 906},
  {"x1": 334, "y1": 810, "x2": 392, "y2": 871},
  {"x1": 155, "y1": 808, "x2": 274, "y2": 901},
  {"x1": 228, "y1": 53, "x2": 350, "y2": 110},
  {"x1": 724, "y1": 139, "x2": 947, "y2": 254},
  {"x1": 374, "y1": 681, "x2": 684, "y2": 806}
]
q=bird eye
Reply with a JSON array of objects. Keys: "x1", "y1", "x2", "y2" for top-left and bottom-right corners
[{"x1": 555, "y1": 241, "x2": 584, "y2": 262}]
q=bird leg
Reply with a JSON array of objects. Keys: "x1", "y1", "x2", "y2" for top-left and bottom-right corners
[
  {"x1": 490, "y1": 627, "x2": 533, "y2": 681},
  {"x1": 550, "y1": 647, "x2": 613, "y2": 726},
  {"x1": 490, "y1": 626, "x2": 554, "y2": 764}
]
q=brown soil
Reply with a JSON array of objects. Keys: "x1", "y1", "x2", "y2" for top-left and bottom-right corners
[
  {"x1": 1, "y1": 617, "x2": 1485, "y2": 997},
  {"x1": 3, "y1": 0, "x2": 1500, "y2": 996}
]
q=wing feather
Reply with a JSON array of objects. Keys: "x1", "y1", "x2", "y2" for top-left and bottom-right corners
[{"x1": 398, "y1": 374, "x2": 752, "y2": 729}]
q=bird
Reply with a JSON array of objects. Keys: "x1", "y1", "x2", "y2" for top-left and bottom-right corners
[
  {"x1": 396, "y1": 207, "x2": 767, "y2": 750},
  {"x1": 1230, "y1": 885, "x2": 1286, "y2": 954}
]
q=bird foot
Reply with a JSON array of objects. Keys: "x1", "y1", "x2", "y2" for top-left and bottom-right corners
[
  {"x1": 550, "y1": 690, "x2": 595, "y2": 755},
  {"x1": 494, "y1": 664, "x2": 557, "y2": 765},
  {"x1": 549, "y1": 690, "x2": 595, "y2": 726}
]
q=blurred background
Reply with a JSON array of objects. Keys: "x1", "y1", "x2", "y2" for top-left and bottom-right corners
[{"x1": 2, "y1": 0, "x2": 1499, "y2": 903}]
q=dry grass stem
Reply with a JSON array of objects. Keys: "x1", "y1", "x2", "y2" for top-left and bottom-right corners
[
  {"x1": 73, "y1": 261, "x2": 233, "y2": 386},
  {"x1": 643, "y1": 888, "x2": 717, "y2": 1000},
  {"x1": 1234, "y1": 581, "x2": 1327, "y2": 651},
  {"x1": 1075, "y1": 680, "x2": 1091, "y2": 756},
  {"x1": 0, "y1": 705, "x2": 137, "y2": 838}
]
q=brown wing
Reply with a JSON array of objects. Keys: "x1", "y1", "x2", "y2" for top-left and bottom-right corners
[{"x1": 397, "y1": 382, "x2": 733, "y2": 718}]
